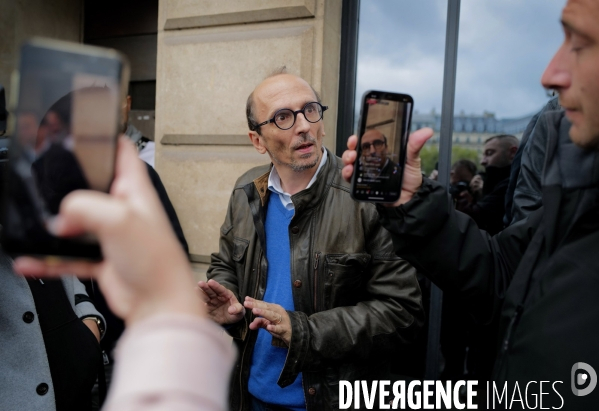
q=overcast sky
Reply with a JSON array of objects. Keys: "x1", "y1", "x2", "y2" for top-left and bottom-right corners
[{"x1": 356, "y1": 0, "x2": 565, "y2": 119}]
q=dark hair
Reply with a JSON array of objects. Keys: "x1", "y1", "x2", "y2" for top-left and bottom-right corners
[
  {"x1": 451, "y1": 159, "x2": 478, "y2": 177},
  {"x1": 246, "y1": 66, "x2": 321, "y2": 134},
  {"x1": 484, "y1": 134, "x2": 519, "y2": 149}
]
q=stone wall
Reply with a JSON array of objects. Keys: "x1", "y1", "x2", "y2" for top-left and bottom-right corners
[{"x1": 0, "y1": 0, "x2": 82, "y2": 105}]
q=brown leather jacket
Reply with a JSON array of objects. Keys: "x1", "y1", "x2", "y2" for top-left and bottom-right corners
[{"x1": 207, "y1": 149, "x2": 424, "y2": 410}]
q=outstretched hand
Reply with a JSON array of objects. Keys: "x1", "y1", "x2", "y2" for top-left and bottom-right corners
[
  {"x1": 13, "y1": 137, "x2": 204, "y2": 326},
  {"x1": 244, "y1": 297, "x2": 292, "y2": 346},
  {"x1": 342, "y1": 127, "x2": 434, "y2": 207},
  {"x1": 197, "y1": 279, "x2": 246, "y2": 325}
]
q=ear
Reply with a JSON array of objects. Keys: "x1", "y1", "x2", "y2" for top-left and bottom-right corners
[
  {"x1": 509, "y1": 145, "x2": 518, "y2": 160},
  {"x1": 126, "y1": 95, "x2": 132, "y2": 111},
  {"x1": 249, "y1": 131, "x2": 267, "y2": 154}
]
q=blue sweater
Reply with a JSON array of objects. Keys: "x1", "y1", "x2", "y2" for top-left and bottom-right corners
[{"x1": 247, "y1": 195, "x2": 305, "y2": 410}]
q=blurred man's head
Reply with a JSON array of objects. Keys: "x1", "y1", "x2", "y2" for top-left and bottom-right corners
[
  {"x1": 541, "y1": 0, "x2": 599, "y2": 149},
  {"x1": 360, "y1": 129, "x2": 388, "y2": 165},
  {"x1": 450, "y1": 159, "x2": 477, "y2": 185},
  {"x1": 246, "y1": 69, "x2": 325, "y2": 175},
  {"x1": 16, "y1": 111, "x2": 39, "y2": 148},
  {"x1": 481, "y1": 134, "x2": 519, "y2": 168}
]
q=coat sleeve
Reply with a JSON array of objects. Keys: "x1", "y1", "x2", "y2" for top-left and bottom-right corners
[
  {"x1": 145, "y1": 163, "x2": 189, "y2": 253},
  {"x1": 69, "y1": 277, "x2": 107, "y2": 338},
  {"x1": 103, "y1": 315, "x2": 235, "y2": 411},
  {"x1": 510, "y1": 113, "x2": 549, "y2": 224},
  {"x1": 377, "y1": 178, "x2": 541, "y2": 324},
  {"x1": 206, "y1": 190, "x2": 247, "y2": 340},
  {"x1": 277, "y1": 208, "x2": 425, "y2": 387}
]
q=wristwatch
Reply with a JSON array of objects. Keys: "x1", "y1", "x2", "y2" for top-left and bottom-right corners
[{"x1": 83, "y1": 316, "x2": 105, "y2": 336}]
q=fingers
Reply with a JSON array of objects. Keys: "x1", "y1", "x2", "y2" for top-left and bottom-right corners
[
  {"x1": 341, "y1": 135, "x2": 358, "y2": 182},
  {"x1": 201, "y1": 279, "x2": 238, "y2": 301},
  {"x1": 244, "y1": 297, "x2": 283, "y2": 324},
  {"x1": 405, "y1": 128, "x2": 434, "y2": 167},
  {"x1": 111, "y1": 137, "x2": 154, "y2": 200},
  {"x1": 228, "y1": 302, "x2": 245, "y2": 316},
  {"x1": 206, "y1": 279, "x2": 234, "y2": 298},
  {"x1": 197, "y1": 280, "x2": 218, "y2": 299},
  {"x1": 249, "y1": 317, "x2": 271, "y2": 331},
  {"x1": 347, "y1": 134, "x2": 357, "y2": 150},
  {"x1": 54, "y1": 191, "x2": 126, "y2": 237},
  {"x1": 195, "y1": 283, "x2": 211, "y2": 303},
  {"x1": 13, "y1": 256, "x2": 99, "y2": 278},
  {"x1": 198, "y1": 280, "x2": 238, "y2": 306}
]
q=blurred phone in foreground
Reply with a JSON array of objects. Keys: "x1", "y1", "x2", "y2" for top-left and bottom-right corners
[
  {"x1": 350, "y1": 90, "x2": 413, "y2": 203},
  {"x1": 0, "y1": 38, "x2": 129, "y2": 260}
]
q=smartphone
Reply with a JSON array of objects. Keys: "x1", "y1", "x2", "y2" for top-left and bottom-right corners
[
  {"x1": 0, "y1": 38, "x2": 129, "y2": 260},
  {"x1": 351, "y1": 90, "x2": 413, "y2": 203}
]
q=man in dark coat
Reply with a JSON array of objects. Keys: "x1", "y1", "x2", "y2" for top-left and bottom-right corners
[
  {"x1": 456, "y1": 134, "x2": 519, "y2": 235},
  {"x1": 341, "y1": 0, "x2": 599, "y2": 408}
]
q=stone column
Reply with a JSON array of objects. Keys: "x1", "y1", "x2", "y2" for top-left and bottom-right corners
[
  {"x1": 155, "y1": 0, "x2": 342, "y2": 277},
  {"x1": 0, "y1": 0, "x2": 82, "y2": 103}
]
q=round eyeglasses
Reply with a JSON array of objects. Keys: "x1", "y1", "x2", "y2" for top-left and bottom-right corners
[
  {"x1": 254, "y1": 102, "x2": 328, "y2": 131},
  {"x1": 361, "y1": 139, "x2": 386, "y2": 151}
]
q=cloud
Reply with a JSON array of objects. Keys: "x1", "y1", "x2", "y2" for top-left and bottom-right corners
[{"x1": 356, "y1": 0, "x2": 565, "y2": 119}]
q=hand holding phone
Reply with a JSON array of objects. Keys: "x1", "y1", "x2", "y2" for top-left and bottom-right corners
[
  {"x1": 343, "y1": 128, "x2": 435, "y2": 207},
  {"x1": 1, "y1": 38, "x2": 129, "y2": 260},
  {"x1": 350, "y1": 91, "x2": 413, "y2": 203}
]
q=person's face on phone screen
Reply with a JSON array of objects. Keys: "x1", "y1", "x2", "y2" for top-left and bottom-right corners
[{"x1": 361, "y1": 129, "x2": 388, "y2": 166}]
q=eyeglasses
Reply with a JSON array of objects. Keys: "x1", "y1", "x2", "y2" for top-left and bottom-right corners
[
  {"x1": 254, "y1": 102, "x2": 328, "y2": 131},
  {"x1": 361, "y1": 139, "x2": 386, "y2": 151}
]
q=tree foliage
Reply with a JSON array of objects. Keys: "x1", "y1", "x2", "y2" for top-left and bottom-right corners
[{"x1": 420, "y1": 144, "x2": 480, "y2": 175}]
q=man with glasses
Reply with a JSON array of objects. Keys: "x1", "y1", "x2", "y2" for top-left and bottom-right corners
[
  {"x1": 199, "y1": 69, "x2": 424, "y2": 410},
  {"x1": 359, "y1": 129, "x2": 402, "y2": 195}
]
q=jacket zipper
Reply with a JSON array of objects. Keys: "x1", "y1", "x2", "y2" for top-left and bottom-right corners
[
  {"x1": 496, "y1": 304, "x2": 524, "y2": 377},
  {"x1": 239, "y1": 250, "x2": 264, "y2": 411},
  {"x1": 502, "y1": 305, "x2": 523, "y2": 353},
  {"x1": 313, "y1": 252, "x2": 320, "y2": 312}
]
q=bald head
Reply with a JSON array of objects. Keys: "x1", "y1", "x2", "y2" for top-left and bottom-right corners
[
  {"x1": 246, "y1": 71, "x2": 320, "y2": 134},
  {"x1": 481, "y1": 134, "x2": 519, "y2": 168}
]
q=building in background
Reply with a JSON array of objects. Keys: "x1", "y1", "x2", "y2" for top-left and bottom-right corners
[{"x1": 413, "y1": 108, "x2": 534, "y2": 153}]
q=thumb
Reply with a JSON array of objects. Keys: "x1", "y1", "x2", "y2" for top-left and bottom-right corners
[
  {"x1": 229, "y1": 302, "x2": 245, "y2": 315},
  {"x1": 406, "y1": 128, "x2": 434, "y2": 168}
]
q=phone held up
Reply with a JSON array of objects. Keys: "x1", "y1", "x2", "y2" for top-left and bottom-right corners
[
  {"x1": 350, "y1": 90, "x2": 413, "y2": 203},
  {"x1": 0, "y1": 38, "x2": 130, "y2": 261}
]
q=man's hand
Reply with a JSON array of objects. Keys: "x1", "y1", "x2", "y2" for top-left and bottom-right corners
[
  {"x1": 244, "y1": 297, "x2": 292, "y2": 346},
  {"x1": 197, "y1": 279, "x2": 245, "y2": 325},
  {"x1": 342, "y1": 128, "x2": 434, "y2": 207}
]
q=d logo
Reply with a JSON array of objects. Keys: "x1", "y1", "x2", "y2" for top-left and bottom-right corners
[{"x1": 571, "y1": 362, "x2": 597, "y2": 397}]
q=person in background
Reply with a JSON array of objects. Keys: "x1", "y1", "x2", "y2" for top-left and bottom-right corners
[
  {"x1": 122, "y1": 95, "x2": 155, "y2": 167},
  {"x1": 456, "y1": 134, "x2": 519, "y2": 235},
  {"x1": 14, "y1": 137, "x2": 234, "y2": 411},
  {"x1": 448, "y1": 159, "x2": 477, "y2": 201}
]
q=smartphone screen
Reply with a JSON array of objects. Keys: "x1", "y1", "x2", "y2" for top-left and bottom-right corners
[
  {"x1": 351, "y1": 91, "x2": 413, "y2": 203},
  {"x1": 0, "y1": 39, "x2": 128, "y2": 259}
]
